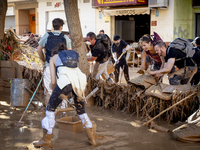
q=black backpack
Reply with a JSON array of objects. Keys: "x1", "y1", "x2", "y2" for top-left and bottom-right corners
[
  {"x1": 45, "y1": 32, "x2": 66, "y2": 63},
  {"x1": 55, "y1": 50, "x2": 79, "y2": 77},
  {"x1": 96, "y1": 34, "x2": 111, "y2": 51},
  {"x1": 58, "y1": 50, "x2": 79, "y2": 68}
]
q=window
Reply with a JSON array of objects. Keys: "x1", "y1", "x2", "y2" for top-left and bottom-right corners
[
  {"x1": 47, "y1": 2, "x2": 52, "y2": 7},
  {"x1": 83, "y1": 0, "x2": 90, "y2": 3},
  {"x1": 193, "y1": 0, "x2": 200, "y2": 7}
]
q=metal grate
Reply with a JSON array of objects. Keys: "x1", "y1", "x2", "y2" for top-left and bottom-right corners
[
  {"x1": 193, "y1": 0, "x2": 200, "y2": 6},
  {"x1": 83, "y1": 0, "x2": 90, "y2": 3},
  {"x1": 149, "y1": 0, "x2": 158, "y2": 5},
  {"x1": 47, "y1": 2, "x2": 52, "y2": 6}
]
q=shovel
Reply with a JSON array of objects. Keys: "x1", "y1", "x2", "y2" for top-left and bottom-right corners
[{"x1": 108, "y1": 51, "x2": 127, "y2": 74}]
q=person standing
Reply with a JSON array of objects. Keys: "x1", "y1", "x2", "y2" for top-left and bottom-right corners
[
  {"x1": 191, "y1": 37, "x2": 200, "y2": 85},
  {"x1": 33, "y1": 44, "x2": 97, "y2": 147},
  {"x1": 37, "y1": 18, "x2": 72, "y2": 105},
  {"x1": 111, "y1": 35, "x2": 130, "y2": 83},
  {"x1": 86, "y1": 32, "x2": 112, "y2": 82}
]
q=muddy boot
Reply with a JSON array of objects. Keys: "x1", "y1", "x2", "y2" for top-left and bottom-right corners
[
  {"x1": 85, "y1": 127, "x2": 97, "y2": 146},
  {"x1": 92, "y1": 121, "x2": 97, "y2": 137},
  {"x1": 33, "y1": 128, "x2": 52, "y2": 148}
]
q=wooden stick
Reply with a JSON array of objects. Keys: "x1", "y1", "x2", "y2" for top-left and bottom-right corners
[
  {"x1": 85, "y1": 87, "x2": 99, "y2": 102},
  {"x1": 143, "y1": 92, "x2": 197, "y2": 126},
  {"x1": 119, "y1": 65, "x2": 125, "y2": 85}
]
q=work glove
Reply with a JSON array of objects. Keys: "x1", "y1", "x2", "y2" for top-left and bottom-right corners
[
  {"x1": 115, "y1": 60, "x2": 119, "y2": 64},
  {"x1": 122, "y1": 48, "x2": 126, "y2": 53}
]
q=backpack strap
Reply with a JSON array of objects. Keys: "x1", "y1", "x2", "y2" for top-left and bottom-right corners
[
  {"x1": 55, "y1": 65, "x2": 65, "y2": 78},
  {"x1": 48, "y1": 32, "x2": 54, "y2": 36}
]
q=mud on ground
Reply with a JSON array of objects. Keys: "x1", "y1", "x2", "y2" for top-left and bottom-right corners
[{"x1": 0, "y1": 67, "x2": 200, "y2": 150}]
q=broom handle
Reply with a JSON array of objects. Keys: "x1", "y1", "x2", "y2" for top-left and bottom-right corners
[
  {"x1": 114, "y1": 51, "x2": 127, "y2": 66},
  {"x1": 19, "y1": 78, "x2": 43, "y2": 122},
  {"x1": 143, "y1": 92, "x2": 197, "y2": 126},
  {"x1": 85, "y1": 87, "x2": 99, "y2": 103}
]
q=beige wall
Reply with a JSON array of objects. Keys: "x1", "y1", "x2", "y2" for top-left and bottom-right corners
[
  {"x1": 14, "y1": 2, "x2": 38, "y2": 35},
  {"x1": 95, "y1": 9, "x2": 111, "y2": 37},
  {"x1": 35, "y1": 8, "x2": 39, "y2": 35},
  {"x1": 29, "y1": 9, "x2": 35, "y2": 14},
  {"x1": 15, "y1": 9, "x2": 30, "y2": 35},
  {"x1": 150, "y1": 0, "x2": 174, "y2": 42}
]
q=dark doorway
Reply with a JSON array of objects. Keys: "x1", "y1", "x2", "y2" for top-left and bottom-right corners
[
  {"x1": 195, "y1": 13, "x2": 200, "y2": 37},
  {"x1": 115, "y1": 14, "x2": 150, "y2": 44}
]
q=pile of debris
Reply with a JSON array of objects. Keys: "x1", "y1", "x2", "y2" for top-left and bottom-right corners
[
  {"x1": 23, "y1": 33, "x2": 41, "y2": 49},
  {"x1": 0, "y1": 29, "x2": 44, "y2": 91},
  {"x1": 88, "y1": 74, "x2": 199, "y2": 123}
]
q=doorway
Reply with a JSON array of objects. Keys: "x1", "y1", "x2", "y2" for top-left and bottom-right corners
[
  {"x1": 30, "y1": 14, "x2": 36, "y2": 34},
  {"x1": 195, "y1": 13, "x2": 200, "y2": 37},
  {"x1": 115, "y1": 14, "x2": 150, "y2": 44}
]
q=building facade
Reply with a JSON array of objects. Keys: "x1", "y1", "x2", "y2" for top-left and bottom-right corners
[
  {"x1": 7, "y1": 0, "x2": 38, "y2": 35},
  {"x1": 5, "y1": 0, "x2": 200, "y2": 43}
]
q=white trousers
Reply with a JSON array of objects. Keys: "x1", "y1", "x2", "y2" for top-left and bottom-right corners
[
  {"x1": 92, "y1": 61, "x2": 109, "y2": 80},
  {"x1": 42, "y1": 111, "x2": 93, "y2": 134},
  {"x1": 43, "y1": 66, "x2": 52, "y2": 104}
]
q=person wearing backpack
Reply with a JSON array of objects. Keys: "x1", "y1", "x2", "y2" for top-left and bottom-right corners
[
  {"x1": 37, "y1": 18, "x2": 72, "y2": 105},
  {"x1": 33, "y1": 44, "x2": 97, "y2": 148},
  {"x1": 111, "y1": 35, "x2": 131, "y2": 83},
  {"x1": 97, "y1": 30, "x2": 114, "y2": 79},
  {"x1": 86, "y1": 32, "x2": 112, "y2": 82},
  {"x1": 148, "y1": 40, "x2": 197, "y2": 85},
  {"x1": 191, "y1": 37, "x2": 200, "y2": 85}
]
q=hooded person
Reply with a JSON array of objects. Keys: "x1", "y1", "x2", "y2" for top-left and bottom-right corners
[{"x1": 33, "y1": 44, "x2": 97, "y2": 148}]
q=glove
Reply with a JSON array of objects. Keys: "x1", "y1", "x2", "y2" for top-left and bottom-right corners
[
  {"x1": 122, "y1": 48, "x2": 126, "y2": 53},
  {"x1": 115, "y1": 60, "x2": 119, "y2": 65}
]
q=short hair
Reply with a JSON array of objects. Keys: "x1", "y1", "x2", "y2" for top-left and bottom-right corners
[
  {"x1": 52, "y1": 18, "x2": 64, "y2": 30},
  {"x1": 113, "y1": 35, "x2": 120, "y2": 41},
  {"x1": 135, "y1": 44, "x2": 143, "y2": 52},
  {"x1": 99, "y1": 29, "x2": 104, "y2": 33},
  {"x1": 87, "y1": 32, "x2": 96, "y2": 40},
  {"x1": 154, "y1": 41, "x2": 166, "y2": 48},
  {"x1": 196, "y1": 37, "x2": 200, "y2": 45}
]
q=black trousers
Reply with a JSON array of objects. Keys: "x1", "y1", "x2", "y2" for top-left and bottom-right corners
[
  {"x1": 46, "y1": 84, "x2": 85, "y2": 115},
  {"x1": 191, "y1": 72, "x2": 200, "y2": 85},
  {"x1": 114, "y1": 58, "x2": 129, "y2": 83}
]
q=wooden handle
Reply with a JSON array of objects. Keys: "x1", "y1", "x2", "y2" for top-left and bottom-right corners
[
  {"x1": 117, "y1": 51, "x2": 127, "y2": 61},
  {"x1": 143, "y1": 92, "x2": 197, "y2": 126}
]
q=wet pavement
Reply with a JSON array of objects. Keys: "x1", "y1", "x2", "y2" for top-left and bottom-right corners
[{"x1": 1, "y1": 88, "x2": 200, "y2": 150}]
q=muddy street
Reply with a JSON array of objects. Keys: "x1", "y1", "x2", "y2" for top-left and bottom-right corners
[{"x1": 0, "y1": 83, "x2": 200, "y2": 150}]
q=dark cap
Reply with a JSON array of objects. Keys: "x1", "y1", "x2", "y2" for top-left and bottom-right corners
[
  {"x1": 196, "y1": 37, "x2": 200, "y2": 46},
  {"x1": 113, "y1": 35, "x2": 120, "y2": 41}
]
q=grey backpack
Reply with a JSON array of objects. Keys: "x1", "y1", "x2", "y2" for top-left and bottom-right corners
[{"x1": 167, "y1": 37, "x2": 195, "y2": 59}]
